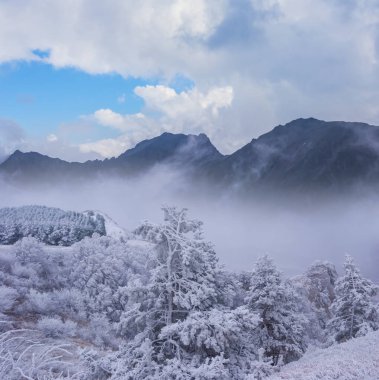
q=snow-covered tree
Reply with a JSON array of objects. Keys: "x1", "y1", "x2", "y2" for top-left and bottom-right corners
[
  {"x1": 111, "y1": 207, "x2": 262, "y2": 378},
  {"x1": 10, "y1": 237, "x2": 55, "y2": 292},
  {"x1": 159, "y1": 305, "x2": 261, "y2": 378},
  {"x1": 328, "y1": 255, "x2": 379, "y2": 343},
  {"x1": 2, "y1": 204, "x2": 379, "y2": 379},
  {"x1": 0, "y1": 205, "x2": 106, "y2": 246},
  {"x1": 304, "y1": 261, "x2": 337, "y2": 322},
  {"x1": 13, "y1": 236, "x2": 43, "y2": 266},
  {"x1": 292, "y1": 261, "x2": 338, "y2": 343},
  {"x1": 113, "y1": 207, "x2": 222, "y2": 376},
  {"x1": 246, "y1": 255, "x2": 307, "y2": 365}
]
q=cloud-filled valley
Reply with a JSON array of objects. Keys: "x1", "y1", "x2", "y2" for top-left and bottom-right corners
[{"x1": 2, "y1": 164, "x2": 379, "y2": 284}]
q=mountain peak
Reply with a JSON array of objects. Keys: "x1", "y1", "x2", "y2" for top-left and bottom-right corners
[
  {"x1": 118, "y1": 131, "x2": 222, "y2": 164},
  {"x1": 287, "y1": 117, "x2": 322, "y2": 124},
  {"x1": 6, "y1": 150, "x2": 59, "y2": 161},
  {"x1": 221, "y1": 118, "x2": 379, "y2": 191}
]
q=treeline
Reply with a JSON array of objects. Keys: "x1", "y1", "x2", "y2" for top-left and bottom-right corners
[
  {"x1": 0, "y1": 206, "x2": 377, "y2": 379},
  {"x1": 0, "y1": 205, "x2": 106, "y2": 245}
]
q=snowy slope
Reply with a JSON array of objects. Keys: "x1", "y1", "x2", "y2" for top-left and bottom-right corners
[
  {"x1": 268, "y1": 331, "x2": 379, "y2": 380},
  {"x1": 83, "y1": 210, "x2": 130, "y2": 240},
  {"x1": 0, "y1": 205, "x2": 106, "y2": 245},
  {"x1": 0, "y1": 206, "x2": 129, "y2": 245}
]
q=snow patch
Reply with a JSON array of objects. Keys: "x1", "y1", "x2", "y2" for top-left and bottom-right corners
[
  {"x1": 83, "y1": 210, "x2": 130, "y2": 241},
  {"x1": 268, "y1": 330, "x2": 379, "y2": 380}
]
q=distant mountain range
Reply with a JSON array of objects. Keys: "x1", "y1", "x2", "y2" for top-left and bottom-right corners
[
  {"x1": 2, "y1": 118, "x2": 379, "y2": 193},
  {"x1": 0, "y1": 132, "x2": 221, "y2": 182}
]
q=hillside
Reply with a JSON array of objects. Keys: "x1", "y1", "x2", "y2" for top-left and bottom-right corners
[
  {"x1": 0, "y1": 205, "x2": 117, "y2": 246},
  {"x1": 0, "y1": 206, "x2": 377, "y2": 379},
  {"x1": 215, "y1": 118, "x2": 379, "y2": 191},
  {"x1": 268, "y1": 330, "x2": 379, "y2": 380}
]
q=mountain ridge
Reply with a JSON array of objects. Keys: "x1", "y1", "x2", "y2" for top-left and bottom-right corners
[{"x1": 3, "y1": 118, "x2": 379, "y2": 193}]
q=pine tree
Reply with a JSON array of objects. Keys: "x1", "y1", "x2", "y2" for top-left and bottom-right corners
[
  {"x1": 304, "y1": 261, "x2": 337, "y2": 322},
  {"x1": 292, "y1": 261, "x2": 338, "y2": 343},
  {"x1": 246, "y1": 255, "x2": 307, "y2": 365},
  {"x1": 112, "y1": 207, "x2": 263, "y2": 378},
  {"x1": 328, "y1": 255, "x2": 379, "y2": 343},
  {"x1": 113, "y1": 207, "x2": 223, "y2": 378}
]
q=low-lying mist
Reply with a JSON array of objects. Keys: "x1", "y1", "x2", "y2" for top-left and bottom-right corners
[{"x1": 1, "y1": 167, "x2": 379, "y2": 281}]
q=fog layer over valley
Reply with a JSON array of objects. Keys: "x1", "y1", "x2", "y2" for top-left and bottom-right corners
[{"x1": 1, "y1": 172, "x2": 379, "y2": 281}]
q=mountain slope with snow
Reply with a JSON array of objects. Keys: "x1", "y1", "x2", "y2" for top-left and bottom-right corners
[
  {"x1": 83, "y1": 210, "x2": 130, "y2": 241},
  {"x1": 0, "y1": 206, "x2": 127, "y2": 245},
  {"x1": 268, "y1": 331, "x2": 379, "y2": 380}
]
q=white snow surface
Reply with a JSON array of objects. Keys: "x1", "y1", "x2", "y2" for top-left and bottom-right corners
[
  {"x1": 126, "y1": 239, "x2": 155, "y2": 249},
  {"x1": 268, "y1": 330, "x2": 379, "y2": 380},
  {"x1": 84, "y1": 210, "x2": 130, "y2": 240}
]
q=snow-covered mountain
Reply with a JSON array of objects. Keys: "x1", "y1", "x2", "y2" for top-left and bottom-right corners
[{"x1": 0, "y1": 205, "x2": 127, "y2": 245}]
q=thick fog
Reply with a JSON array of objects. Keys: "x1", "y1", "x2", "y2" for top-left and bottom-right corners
[{"x1": 1, "y1": 170, "x2": 379, "y2": 282}]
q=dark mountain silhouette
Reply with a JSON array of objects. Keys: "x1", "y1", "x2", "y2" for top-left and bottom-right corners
[
  {"x1": 109, "y1": 132, "x2": 222, "y2": 173},
  {"x1": 211, "y1": 118, "x2": 379, "y2": 191},
  {"x1": 2, "y1": 118, "x2": 379, "y2": 193},
  {"x1": 0, "y1": 132, "x2": 222, "y2": 182}
]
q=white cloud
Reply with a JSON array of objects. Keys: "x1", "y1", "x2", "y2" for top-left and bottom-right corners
[
  {"x1": 47, "y1": 134, "x2": 58, "y2": 142},
  {"x1": 0, "y1": 119, "x2": 25, "y2": 161},
  {"x1": 79, "y1": 85, "x2": 233, "y2": 157},
  {"x1": 0, "y1": 0, "x2": 227, "y2": 76},
  {"x1": 80, "y1": 137, "x2": 130, "y2": 158},
  {"x1": 0, "y1": 119, "x2": 101, "y2": 163},
  {"x1": 135, "y1": 85, "x2": 233, "y2": 118},
  {"x1": 92, "y1": 109, "x2": 130, "y2": 131}
]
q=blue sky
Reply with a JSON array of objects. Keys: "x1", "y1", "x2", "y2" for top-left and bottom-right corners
[
  {"x1": 0, "y1": 61, "x2": 196, "y2": 139},
  {"x1": 0, "y1": 0, "x2": 379, "y2": 161},
  {"x1": 0, "y1": 62, "x2": 148, "y2": 139},
  {"x1": 0, "y1": 59, "x2": 199, "y2": 159}
]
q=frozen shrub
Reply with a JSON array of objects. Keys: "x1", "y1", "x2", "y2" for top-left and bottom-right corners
[
  {"x1": 37, "y1": 316, "x2": 77, "y2": 338},
  {"x1": 0, "y1": 286, "x2": 18, "y2": 312},
  {"x1": 0, "y1": 329, "x2": 83, "y2": 379},
  {"x1": 13, "y1": 237, "x2": 43, "y2": 265}
]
